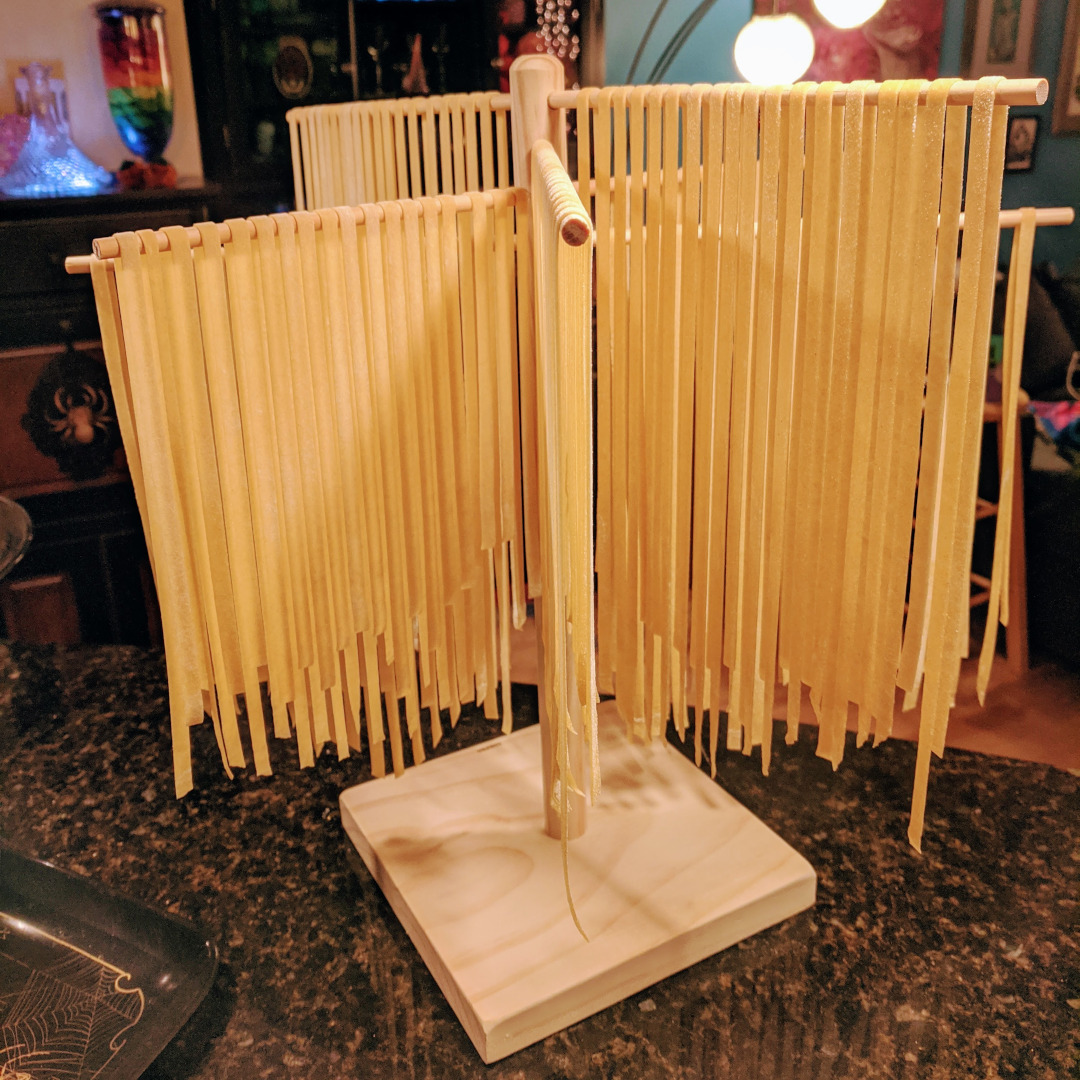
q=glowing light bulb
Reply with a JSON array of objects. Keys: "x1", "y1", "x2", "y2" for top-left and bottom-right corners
[
  {"x1": 812, "y1": 0, "x2": 887, "y2": 29},
  {"x1": 733, "y1": 14, "x2": 816, "y2": 85}
]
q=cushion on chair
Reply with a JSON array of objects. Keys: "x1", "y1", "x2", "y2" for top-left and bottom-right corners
[
  {"x1": 1036, "y1": 262, "x2": 1080, "y2": 355},
  {"x1": 992, "y1": 268, "x2": 1078, "y2": 399}
]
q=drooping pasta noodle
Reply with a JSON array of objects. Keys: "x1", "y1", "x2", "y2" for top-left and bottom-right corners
[
  {"x1": 578, "y1": 77, "x2": 1012, "y2": 849},
  {"x1": 975, "y1": 208, "x2": 1036, "y2": 700},
  {"x1": 287, "y1": 93, "x2": 513, "y2": 210},
  {"x1": 83, "y1": 74, "x2": 1037, "y2": 856},
  {"x1": 90, "y1": 195, "x2": 531, "y2": 792}
]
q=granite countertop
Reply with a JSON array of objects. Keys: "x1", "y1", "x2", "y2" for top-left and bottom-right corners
[{"x1": 1, "y1": 641, "x2": 1077, "y2": 1079}]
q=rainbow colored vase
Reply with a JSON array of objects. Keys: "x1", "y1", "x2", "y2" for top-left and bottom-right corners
[{"x1": 94, "y1": 2, "x2": 174, "y2": 161}]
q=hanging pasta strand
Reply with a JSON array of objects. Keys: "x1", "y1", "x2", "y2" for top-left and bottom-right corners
[
  {"x1": 782, "y1": 83, "x2": 839, "y2": 742},
  {"x1": 944, "y1": 98, "x2": 1010, "y2": 693},
  {"x1": 705, "y1": 85, "x2": 745, "y2": 769},
  {"x1": 668, "y1": 85, "x2": 706, "y2": 740},
  {"x1": 869, "y1": 81, "x2": 954, "y2": 745},
  {"x1": 908, "y1": 81, "x2": 1006, "y2": 848},
  {"x1": 153, "y1": 228, "x2": 248, "y2": 768},
  {"x1": 641, "y1": 85, "x2": 664, "y2": 733},
  {"x1": 809, "y1": 84, "x2": 871, "y2": 758},
  {"x1": 625, "y1": 86, "x2": 647, "y2": 734},
  {"x1": 721, "y1": 85, "x2": 762, "y2": 757},
  {"x1": 578, "y1": 77, "x2": 1013, "y2": 850},
  {"x1": 219, "y1": 224, "x2": 295, "y2": 744},
  {"x1": 89, "y1": 73, "x2": 1024, "y2": 859},
  {"x1": 854, "y1": 82, "x2": 921, "y2": 745},
  {"x1": 94, "y1": 247, "x2": 199, "y2": 795},
  {"x1": 589, "y1": 88, "x2": 615, "y2": 693},
  {"x1": 758, "y1": 83, "x2": 808, "y2": 753},
  {"x1": 190, "y1": 224, "x2": 272, "y2": 773},
  {"x1": 898, "y1": 101, "x2": 967, "y2": 707},
  {"x1": 648, "y1": 84, "x2": 683, "y2": 737},
  {"x1": 516, "y1": 187, "x2": 541, "y2": 599},
  {"x1": 688, "y1": 85, "x2": 727, "y2": 764},
  {"x1": 976, "y1": 208, "x2": 1036, "y2": 700},
  {"x1": 737, "y1": 85, "x2": 783, "y2": 763},
  {"x1": 287, "y1": 92, "x2": 512, "y2": 210},
  {"x1": 88, "y1": 192, "x2": 529, "y2": 790}
]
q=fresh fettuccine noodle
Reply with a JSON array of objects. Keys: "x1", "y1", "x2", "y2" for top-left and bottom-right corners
[
  {"x1": 287, "y1": 93, "x2": 513, "y2": 210},
  {"x1": 975, "y1": 209, "x2": 1036, "y2": 700},
  {"x1": 88, "y1": 75, "x2": 1028, "y2": 857},
  {"x1": 577, "y1": 77, "x2": 1010, "y2": 849},
  {"x1": 91, "y1": 195, "x2": 531, "y2": 794}
]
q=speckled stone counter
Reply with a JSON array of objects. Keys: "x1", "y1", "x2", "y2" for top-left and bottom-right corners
[{"x1": 1, "y1": 641, "x2": 1077, "y2": 1079}]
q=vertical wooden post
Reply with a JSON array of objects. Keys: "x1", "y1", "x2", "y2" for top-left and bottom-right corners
[
  {"x1": 534, "y1": 602, "x2": 588, "y2": 840},
  {"x1": 510, "y1": 54, "x2": 568, "y2": 187},
  {"x1": 509, "y1": 54, "x2": 586, "y2": 840}
]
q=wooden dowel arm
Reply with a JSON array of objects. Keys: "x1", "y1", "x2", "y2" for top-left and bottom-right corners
[
  {"x1": 64, "y1": 204, "x2": 1073, "y2": 276},
  {"x1": 575, "y1": 162, "x2": 1076, "y2": 228},
  {"x1": 541, "y1": 77, "x2": 1047, "y2": 110},
  {"x1": 84, "y1": 188, "x2": 525, "y2": 262},
  {"x1": 984, "y1": 206, "x2": 1074, "y2": 228},
  {"x1": 532, "y1": 140, "x2": 593, "y2": 248}
]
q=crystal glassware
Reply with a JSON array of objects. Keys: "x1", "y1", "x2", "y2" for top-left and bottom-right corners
[{"x1": 0, "y1": 63, "x2": 114, "y2": 198}]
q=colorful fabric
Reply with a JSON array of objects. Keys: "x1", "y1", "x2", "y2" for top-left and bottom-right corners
[{"x1": 1030, "y1": 399, "x2": 1080, "y2": 467}]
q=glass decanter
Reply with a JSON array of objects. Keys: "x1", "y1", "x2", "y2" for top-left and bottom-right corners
[{"x1": 0, "y1": 63, "x2": 114, "y2": 198}]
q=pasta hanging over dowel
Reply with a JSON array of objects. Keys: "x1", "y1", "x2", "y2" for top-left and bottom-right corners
[
  {"x1": 79, "y1": 73, "x2": 1037, "y2": 857},
  {"x1": 91, "y1": 195, "x2": 531, "y2": 795},
  {"x1": 287, "y1": 93, "x2": 513, "y2": 211},
  {"x1": 577, "y1": 77, "x2": 1009, "y2": 849},
  {"x1": 975, "y1": 208, "x2": 1036, "y2": 701}
]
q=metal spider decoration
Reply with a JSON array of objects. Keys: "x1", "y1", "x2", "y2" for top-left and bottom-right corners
[
  {"x1": 22, "y1": 346, "x2": 122, "y2": 481},
  {"x1": 48, "y1": 383, "x2": 111, "y2": 446}
]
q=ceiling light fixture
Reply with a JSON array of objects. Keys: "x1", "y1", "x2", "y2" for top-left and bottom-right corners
[
  {"x1": 812, "y1": 0, "x2": 887, "y2": 30},
  {"x1": 733, "y1": 12, "x2": 816, "y2": 84}
]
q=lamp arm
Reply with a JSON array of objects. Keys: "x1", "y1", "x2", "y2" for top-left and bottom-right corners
[
  {"x1": 626, "y1": 0, "x2": 675, "y2": 83},
  {"x1": 646, "y1": 0, "x2": 723, "y2": 83}
]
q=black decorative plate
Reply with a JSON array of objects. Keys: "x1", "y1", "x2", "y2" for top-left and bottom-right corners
[{"x1": 0, "y1": 846, "x2": 218, "y2": 1080}]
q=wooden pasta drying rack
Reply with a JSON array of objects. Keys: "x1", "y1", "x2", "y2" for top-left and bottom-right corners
[
  {"x1": 331, "y1": 58, "x2": 812, "y2": 1062},
  {"x1": 66, "y1": 58, "x2": 1063, "y2": 1064}
]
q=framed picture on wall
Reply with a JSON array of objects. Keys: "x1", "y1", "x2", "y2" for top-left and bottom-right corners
[
  {"x1": 1005, "y1": 115, "x2": 1039, "y2": 170},
  {"x1": 1053, "y1": 0, "x2": 1080, "y2": 133},
  {"x1": 960, "y1": 0, "x2": 1039, "y2": 77}
]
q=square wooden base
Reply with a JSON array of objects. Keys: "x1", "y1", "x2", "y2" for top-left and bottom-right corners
[{"x1": 339, "y1": 702, "x2": 816, "y2": 1063}]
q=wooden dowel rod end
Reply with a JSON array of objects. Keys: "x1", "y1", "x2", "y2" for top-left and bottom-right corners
[{"x1": 560, "y1": 217, "x2": 592, "y2": 246}]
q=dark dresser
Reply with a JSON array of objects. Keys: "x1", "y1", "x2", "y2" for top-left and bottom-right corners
[{"x1": 0, "y1": 185, "x2": 219, "y2": 646}]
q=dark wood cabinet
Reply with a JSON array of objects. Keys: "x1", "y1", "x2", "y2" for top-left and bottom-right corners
[
  {"x1": 0, "y1": 185, "x2": 217, "y2": 350},
  {"x1": 0, "y1": 186, "x2": 221, "y2": 647},
  {"x1": 0, "y1": 485, "x2": 155, "y2": 647},
  {"x1": 184, "y1": 0, "x2": 498, "y2": 209},
  {"x1": 0, "y1": 335, "x2": 158, "y2": 646}
]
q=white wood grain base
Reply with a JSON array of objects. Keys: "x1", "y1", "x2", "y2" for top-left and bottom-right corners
[{"x1": 339, "y1": 701, "x2": 816, "y2": 1063}]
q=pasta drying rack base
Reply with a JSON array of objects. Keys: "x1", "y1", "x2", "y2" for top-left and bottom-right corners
[{"x1": 339, "y1": 700, "x2": 816, "y2": 1063}]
